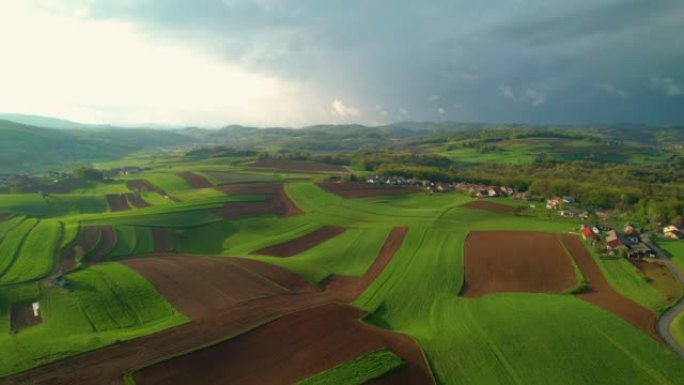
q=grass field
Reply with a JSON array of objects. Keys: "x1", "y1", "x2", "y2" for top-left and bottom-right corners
[
  {"x1": 296, "y1": 349, "x2": 404, "y2": 385},
  {"x1": 672, "y1": 311, "x2": 684, "y2": 353},
  {"x1": 1, "y1": 161, "x2": 683, "y2": 383},
  {"x1": 110, "y1": 226, "x2": 154, "y2": 258},
  {"x1": 0, "y1": 220, "x2": 62, "y2": 285},
  {"x1": 0, "y1": 263, "x2": 187, "y2": 376}
]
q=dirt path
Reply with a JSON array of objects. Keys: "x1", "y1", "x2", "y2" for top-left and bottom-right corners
[
  {"x1": 252, "y1": 226, "x2": 345, "y2": 257},
  {"x1": 321, "y1": 227, "x2": 408, "y2": 302},
  {"x1": 560, "y1": 234, "x2": 663, "y2": 342}
]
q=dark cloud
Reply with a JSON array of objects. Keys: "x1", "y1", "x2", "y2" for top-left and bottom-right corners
[{"x1": 50, "y1": 0, "x2": 684, "y2": 124}]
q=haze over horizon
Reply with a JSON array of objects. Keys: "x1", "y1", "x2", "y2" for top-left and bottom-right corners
[{"x1": 1, "y1": 1, "x2": 683, "y2": 127}]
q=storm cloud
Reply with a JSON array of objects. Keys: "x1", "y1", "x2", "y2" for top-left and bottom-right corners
[{"x1": 31, "y1": 0, "x2": 684, "y2": 125}]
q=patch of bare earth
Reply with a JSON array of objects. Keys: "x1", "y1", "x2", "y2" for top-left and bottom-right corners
[
  {"x1": 322, "y1": 227, "x2": 408, "y2": 302},
  {"x1": 177, "y1": 172, "x2": 213, "y2": 189},
  {"x1": 134, "y1": 303, "x2": 432, "y2": 385},
  {"x1": 462, "y1": 231, "x2": 578, "y2": 297},
  {"x1": 122, "y1": 255, "x2": 316, "y2": 320},
  {"x1": 105, "y1": 194, "x2": 131, "y2": 212},
  {"x1": 212, "y1": 183, "x2": 303, "y2": 219},
  {"x1": 9, "y1": 303, "x2": 41, "y2": 332},
  {"x1": 560, "y1": 234, "x2": 662, "y2": 342},
  {"x1": 77, "y1": 225, "x2": 117, "y2": 263},
  {"x1": 252, "y1": 226, "x2": 345, "y2": 257},
  {"x1": 462, "y1": 200, "x2": 517, "y2": 213},
  {"x1": 318, "y1": 182, "x2": 420, "y2": 198},
  {"x1": 151, "y1": 228, "x2": 173, "y2": 253},
  {"x1": 246, "y1": 160, "x2": 348, "y2": 173},
  {"x1": 125, "y1": 193, "x2": 150, "y2": 209}
]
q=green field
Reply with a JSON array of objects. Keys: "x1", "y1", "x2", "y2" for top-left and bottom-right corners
[
  {"x1": 1, "y1": 156, "x2": 683, "y2": 384},
  {"x1": 0, "y1": 263, "x2": 187, "y2": 376},
  {"x1": 296, "y1": 349, "x2": 404, "y2": 385}
]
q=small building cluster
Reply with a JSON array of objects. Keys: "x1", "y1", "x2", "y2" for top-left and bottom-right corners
[
  {"x1": 581, "y1": 224, "x2": 656, "y2": 259},
  {"x1": 104, "y1": 166, "x2": 145, "y2": 178}
]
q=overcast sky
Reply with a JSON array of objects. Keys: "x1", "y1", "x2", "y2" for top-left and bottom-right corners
[{"x1": 1, "y1": 0, "x2": 683, "y2": 127}]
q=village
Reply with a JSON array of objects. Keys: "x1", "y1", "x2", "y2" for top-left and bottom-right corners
[{"x1": 366, "y1": 174, "x2": 684, "y2": 261}]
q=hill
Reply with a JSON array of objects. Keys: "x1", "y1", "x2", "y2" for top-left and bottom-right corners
[{"x1": 0, "y1": 120, "x2": 196, "y2": 173}]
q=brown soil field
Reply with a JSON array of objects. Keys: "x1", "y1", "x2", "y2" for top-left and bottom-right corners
[
  {"x1": 560, "y1": 234, "x2": 662, "y2": 342},
  {"x1": 133, "y1": 303, "x2": 432, "y2": 385},
  {"x1": 127, "y1": 179, "x2": 180, "y2": 202},
  {"x1": 9, "y1": 303, "x2": 42, "y2": 332},
  {"x1": 253, "y1": 226, "x2": 345, "y2": 257},
  {"x1": 41, "y1": 178, "x2": 84, "y2": 194},
  {"x1": 85, "y1": 226, "x2": 117, "y2": 262},
  {"x1": 246, "y1": 160, "x2": 348, "y2": 173},
  {"x1": 2, "y1": 292, "x2": 334, "y2": 385},
  {"x1": 125, "y1": 193, "x2": 150, "y2": 209},
  {"x1": 3, "y1": 246, "x2": 433, "y2": 385},
  {"x1": 177, "y1": 171, "x2": 213, "y2": 189},
  {"x1": 634, "y1": 260, "x2": 683, "y2": 306},
  {"x1": 318, "y1": 182, "x2": 420, "y2": 198},
  {"x1": 462, "y1": 200, "x2": 517, "y2": 213},
  {"x1": 213, "y1": 183, "x2": 303, "y2": 219},
  {"x1": 322, "y1": 227, "x2": 408, "y2": 302},
  {"x1": 105, "y1": 194, "x2": 131, "y2": 212},
  {"x1": 151, "y1": 228, "x2": 173, "y2": 252},
  {"x1": 461, "y1": 231, "x2": 578, "y2": 297},
  {"x1": 122, "y1": 255, "x2": 316, "y2": 320}
]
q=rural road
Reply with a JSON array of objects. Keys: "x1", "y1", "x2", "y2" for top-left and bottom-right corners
[{"x1": 647, "y1": 241, "x2": 684, "y2": 359}]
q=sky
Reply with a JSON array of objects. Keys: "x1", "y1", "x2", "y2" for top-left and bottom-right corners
[{"x1": 0, "y1": 0, "x2": 683, "y2": 127}]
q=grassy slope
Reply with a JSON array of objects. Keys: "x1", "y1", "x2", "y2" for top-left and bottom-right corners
[
  {"x1": 0, "y1": 219, "x2": 39, "y2": 278},
  {"x1": 296, "y1": 349, "x2": 404, "y2": 385},
  {"x1": 281, "y1": 184, "x2": 684, "y2": 385},
  {"x1": 0, "y1": 263, "x2": 187, "y2": 376},
  {"x1": 0, "y1": 220, "x2": 62, "y2": 285}
]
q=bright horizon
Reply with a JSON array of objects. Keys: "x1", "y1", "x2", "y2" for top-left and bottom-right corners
[{"x1": 1, "y1": 1, "x2": 683, "y2": 127}]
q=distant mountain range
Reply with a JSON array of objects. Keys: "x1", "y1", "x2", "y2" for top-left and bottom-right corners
[{"x1": 1, "y1": 113, "x2": 683, "y2": 174}]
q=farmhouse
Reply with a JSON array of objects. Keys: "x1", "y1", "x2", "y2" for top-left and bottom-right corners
[
  {"x1": 546, "y1": 197, "x2": 561, "y2": 209},
  {"x1": 559, "y1": 210, "x2": 588, "y2": 219},
  {"x1": 663, "y1": 225, "x2": 683, "y2": 240},
  {"x1": 581, "y1": 226, "x2": 596, "y2": 241},
  {"x1": 562, "y1": 196, "x2": 576, "y2": 204},
  {"x1": 628, "y1": 243, "x2": 655, "y2": 258}
]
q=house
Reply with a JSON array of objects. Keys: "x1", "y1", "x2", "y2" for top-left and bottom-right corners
[
  {"x1": 664, "y1": 225, "x2": 683, "y2": 240},
  {"x1": 436, "y1": 183, "x2": 447, "y2": 192},
  {"x1": 562, "y1": 196, "x2": 576, "y2": 204},
  {"x1": 487, "y1": 187, "x2": 500, "y2": 197},
  {"x1": 581, "y1": 226, "x2": 596, "y2": 241},
  {"x1": 500, "y1": 186, "x2": 515, "y2": 196},
  {"x1": 628, "y1": 243, "x2": 655, "y2": 258},
  {"x1": 31, "y1": 302, "x2": 40, "y2": 317},
  {"x1": 119, "y1": 166, "x2": 142, "y2": 175},
  {"x1": 624, "y1": 224, "x2": 637, "y2": 235},
  {"x1": 546, "y1": 197, "x2": 561, "y2": 209},
  {"x1": 560, "y1": 210, "x2": 588, "y2": 219}
]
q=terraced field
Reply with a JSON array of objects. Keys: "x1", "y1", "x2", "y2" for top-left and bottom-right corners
[{"x1": 0, "y1": 164, "x2": 683, "y2": 385}]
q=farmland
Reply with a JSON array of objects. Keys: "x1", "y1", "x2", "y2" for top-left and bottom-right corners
[{"x1": 0, "y1": 153, "x2": 683, "y2": 385}]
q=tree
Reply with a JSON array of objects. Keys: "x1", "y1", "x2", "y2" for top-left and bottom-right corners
[{"x1": 74, "y1": 167, "x2": 103, "y2": 181}]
